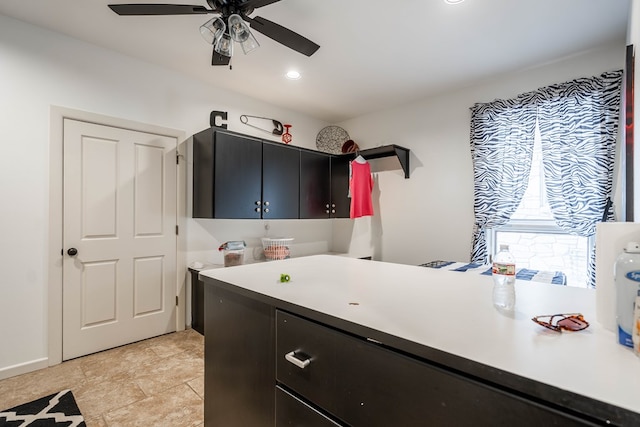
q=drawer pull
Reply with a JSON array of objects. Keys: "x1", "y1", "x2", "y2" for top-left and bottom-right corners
[{"x1": 285, "y1": 351, "x2": 311, "y2": 369}]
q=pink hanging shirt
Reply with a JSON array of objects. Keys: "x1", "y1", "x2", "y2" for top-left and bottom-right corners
[{"x1": 349, "y1": 160, "x2": 374, "y2": 219}]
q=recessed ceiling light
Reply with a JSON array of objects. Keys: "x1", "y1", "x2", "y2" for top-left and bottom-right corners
[
  {"x1": 444, "y1": 0, "x2": 464, "y2": 4},
  {"x1": 286, "y1": 70, "x2": 301, "y2": 80}
]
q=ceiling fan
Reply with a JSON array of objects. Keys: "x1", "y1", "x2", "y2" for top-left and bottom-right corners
[{"x1": 108, "y1": 1, "x2": 320, "y2": 66}]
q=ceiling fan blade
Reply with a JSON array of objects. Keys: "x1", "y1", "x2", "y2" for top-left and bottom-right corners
[
  {"x1": 212, "y1": 49, "x2": 231, "y2": 66},
  {"x1": 108, "y1": 4, "x2": 211, "y2": 15},
  {"x1": 247, "y1": 16, "x2": 319, "y2": 57},
  {"x1": 241, "y1": 0, "x2": 281, "y2": 9}
]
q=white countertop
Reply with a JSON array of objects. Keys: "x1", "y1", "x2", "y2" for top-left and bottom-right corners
[{"x1": 200, "y1": 254, "x2": 640, "y2": 417}]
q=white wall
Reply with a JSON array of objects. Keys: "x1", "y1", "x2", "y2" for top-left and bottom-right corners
[
  {"x1": 334, "y1": 42, "x2": 627, "y2": 266},
  {"x1": 0, "y1": 14, "x2": 329, "y2": 377}
]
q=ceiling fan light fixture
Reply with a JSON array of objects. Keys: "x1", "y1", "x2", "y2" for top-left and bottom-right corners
[
  {"x1": 214, "y1": 33, "x2": 233, "y2": 57},
  {"x1": 240, "y1": 31, "x2": 260, "y2": 54},
  {"x1": 199, "y1": 17, "x2": 225, "y2": 45},
  {"x1": 228, "y1": 14, "x2": 251, "y2": 43}
]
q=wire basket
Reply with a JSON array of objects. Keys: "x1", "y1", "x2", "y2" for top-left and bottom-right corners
[{"x1": 261, "y1": 237, "x2": 294, "y2": 261}]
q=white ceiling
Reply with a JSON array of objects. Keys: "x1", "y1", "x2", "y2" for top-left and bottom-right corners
[{"x1": 0, "y1": 0, "x2": 631, "y2": 123}]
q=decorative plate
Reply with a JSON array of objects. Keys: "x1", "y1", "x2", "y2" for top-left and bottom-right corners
[{"x1": 316, "y1": 126, "x2": 350, "y2": 154}]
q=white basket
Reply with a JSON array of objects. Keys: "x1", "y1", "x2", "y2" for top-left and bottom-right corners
[{"x1": 262, "y1": 237, "x2": 294, "y2": 261}]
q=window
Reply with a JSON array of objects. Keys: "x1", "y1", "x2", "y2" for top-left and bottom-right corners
[
  {"x1": 487, "y1": 124, "x2": 590, "y2": 288},
  {"x1": 470, "y1": 71, "x2": 622, "y2": 289}
]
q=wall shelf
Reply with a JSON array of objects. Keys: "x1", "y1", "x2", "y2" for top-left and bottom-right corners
[{"x1": 350, "y1": 144, "x2": 411, "y2": 179}]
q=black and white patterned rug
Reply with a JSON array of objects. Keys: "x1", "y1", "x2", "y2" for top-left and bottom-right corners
[{"x1": 0, "y1": 389, "x2": 86, "y2": 426}]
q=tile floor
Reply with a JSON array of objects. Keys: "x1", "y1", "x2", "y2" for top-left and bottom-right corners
[{"x1": 0, "y1": 329, "x2": 204, "y2": 426}]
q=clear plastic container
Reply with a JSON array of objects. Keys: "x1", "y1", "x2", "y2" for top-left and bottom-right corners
[
  {"x1": 218, "y1": 241, "x2": 246, "y2": 267},
  {"x1": 492, "y1": 244, "x2": 516, "y2": 310},
  {"x1": 261, "y1": 237, "x2": 294, "y2": 261}
]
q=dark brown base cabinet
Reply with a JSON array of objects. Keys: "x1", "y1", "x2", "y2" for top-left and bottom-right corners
[
  {"x1": 189, "y1": 268, "x2": 204, "y2": 335},
  {"x1": 203, "y1": 280, "x2": 627, "y2": 427}
]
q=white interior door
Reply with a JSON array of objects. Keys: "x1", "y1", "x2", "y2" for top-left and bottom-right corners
[{"x1": 62, "y1": 119, "x2": 177, "y2": 360}]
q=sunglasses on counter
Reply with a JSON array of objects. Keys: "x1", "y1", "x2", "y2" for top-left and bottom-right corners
[{"x1": 531, "y1": 313, "x2": 589, "y2": 332}]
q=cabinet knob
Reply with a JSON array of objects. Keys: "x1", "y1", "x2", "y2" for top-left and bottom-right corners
[
  {"x1": 331, "y1": 210, "x2": 336, "y2": 214},
  {"x1": 264, "y1": 208, "x2": 270, "y2": 213},
  {"x1": 67, "y1": 248, "x2": 78, "y2": 257},
  {"x1": 255, "y1": 201, "x2": 261, "y2": 205},
  {"x1": 332, "y1": 204, "x2": 336, "y2": 208},
  {"x1": 255, "y1": 207, "x2": 261, "y2": 212},
  {"x1": 326, "y1": 210, "x2": 330, "y2": 214},
  {"x1": 264, "y1": 201, "x2": 270, "y2": 207},
  {"x1": 325, "y1": 204, "x2": 330, "y2": 209}
]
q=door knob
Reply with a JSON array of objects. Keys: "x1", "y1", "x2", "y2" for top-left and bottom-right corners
[{"x1": 67, "y1": 248, "x2": 78, "y2": 257}]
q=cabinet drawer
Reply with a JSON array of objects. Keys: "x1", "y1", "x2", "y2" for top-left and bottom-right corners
[
  {"x1": 276, "y1": 311, "x2": 343, "y2": 420},
  {"x1": 276, "y1": 386, "x2": 342, "y2": 427},
  {"x1": 276, "y1": 310, "x2": 593, "y2": 426}
]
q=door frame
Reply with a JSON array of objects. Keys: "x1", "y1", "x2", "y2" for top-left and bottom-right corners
[{"x1": 48, "y1": 106, "x2": 187, "y2": 366}]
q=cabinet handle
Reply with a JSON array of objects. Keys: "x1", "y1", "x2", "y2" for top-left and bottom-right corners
[
  {"x1": 255, "y1": 207, "x2": 261, "y2": 212},
  {"x1": 285, "y1": 351, "x2": 311, "y2": 369},
  {"x1": 331, "y1": 210, "x2": 335, "y2": 214},
  {"x1": 255, "y1": 201, "x2": 261, "y2": 205},
  {"x1": 325, "y1": 204, "x2": 330, "y2": 209},
  {"x1": 264, "y1": 208, "x2": 270, "y2": 213},
  {"x1": 264, "y1": 201, "x2": 270, "y2": 206},
  {"x1": 332, "y1": 203, "x2": 336, "y2": 208},
  {"x1": 326, "y1": 210, "x2": 330, "y2": 214}
]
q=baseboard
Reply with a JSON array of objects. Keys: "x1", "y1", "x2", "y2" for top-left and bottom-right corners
[{"x1": 0, "y1": 357, "x2": 48, "y2": 381}]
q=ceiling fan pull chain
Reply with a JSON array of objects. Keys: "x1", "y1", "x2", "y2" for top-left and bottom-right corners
[{"x1": 240, "y1": 115, "x2": 284, "y2": 135}]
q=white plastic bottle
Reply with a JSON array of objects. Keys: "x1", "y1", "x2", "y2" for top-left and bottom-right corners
[
  {"x1": 492, "y1": 244, "x2": 516, "y2": 310},
  {"x1": 633, "y1": 296, "x2": 640, "y2": 356},
  {"x1": 614, "y1": 242, "x2": 640, "y2": 347}
]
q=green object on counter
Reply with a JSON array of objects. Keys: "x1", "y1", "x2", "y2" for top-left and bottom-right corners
[{"x1": 280, "y1": 273, "x2": 291, "y2": 283}]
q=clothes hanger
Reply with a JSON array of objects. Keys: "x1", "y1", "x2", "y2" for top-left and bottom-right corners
[{"x1": 354, "y1": 149, "x2": 366, "y2": 164}]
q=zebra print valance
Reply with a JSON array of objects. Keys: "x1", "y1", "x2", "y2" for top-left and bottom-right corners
[{"x1": 469, "y1": 70, "x2": 623, "y2": 287}]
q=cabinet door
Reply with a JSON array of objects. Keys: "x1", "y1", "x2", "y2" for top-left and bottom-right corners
[
  {"x1": 205, "y1": 284, "x2": 275, "y2": 426},
  {"x1": 276, "y1": 386, "x2": 342, "y2": 427},
  {"x1": 262, "y1": 142, "x2": 300, "y2": 219},
  {"x1": 300, "y1": 151, "x2": 331, "y2": 219},
  {"x1": 213, "y1": 131, "x2": 262, "y2": 219},
  {"x1": 330, "y1": 156, "x2": 350, "y2": 218},
  {"x1": 189, "y1": 270, "x2": 204, "y2": 335},
  {"x1": 192, "y1": 127, "x2": 217, "y2": 218}
]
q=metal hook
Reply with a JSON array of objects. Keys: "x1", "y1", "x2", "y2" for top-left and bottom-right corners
[{"x1": 240, "y1": 115, "x2": 284, "y2": 136}]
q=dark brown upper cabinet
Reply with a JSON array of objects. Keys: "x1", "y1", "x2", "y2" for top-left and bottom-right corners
[
  {"x1": 193, "y1": 128, "x2": 299, "y2": 219},
  {"x1": 193, "y1": 128, "x2": 408, "y2": 220}
]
